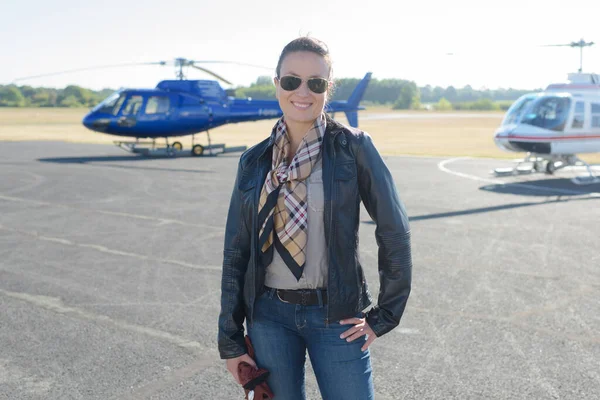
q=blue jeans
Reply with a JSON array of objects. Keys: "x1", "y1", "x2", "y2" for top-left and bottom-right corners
[{"x1": 248, "y1": 288, "x2": 374, "y2": 400}]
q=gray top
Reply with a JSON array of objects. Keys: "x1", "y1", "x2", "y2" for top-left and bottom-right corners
[{"x1": 264, "y1": 157, "x2": 328, "y2": 289}]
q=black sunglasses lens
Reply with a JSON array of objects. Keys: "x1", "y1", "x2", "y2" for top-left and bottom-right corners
[
  {"x1": 280, "y1": 76, "x2": 302, "y2": 91},
  {"x1": 308, "y1": 78, "x2": 328, "y2": 94}
]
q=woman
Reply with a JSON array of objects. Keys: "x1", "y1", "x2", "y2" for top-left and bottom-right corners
[{"x1": 218, "y1": 37, "x2": 412, "y2": 399}]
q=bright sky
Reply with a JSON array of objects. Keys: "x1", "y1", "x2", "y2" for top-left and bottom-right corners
[{"x1": 2, "y1": 0, "x2": 599, "y2": 92}]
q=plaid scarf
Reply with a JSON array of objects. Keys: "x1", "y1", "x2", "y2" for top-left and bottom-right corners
[{"x1": 257, "y1": 114, "x2": 326, "y2": 281}]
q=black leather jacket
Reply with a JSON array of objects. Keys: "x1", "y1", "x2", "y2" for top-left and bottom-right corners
[{"x1": 218, "y1": 117, "x2": 412, "y2": 359}]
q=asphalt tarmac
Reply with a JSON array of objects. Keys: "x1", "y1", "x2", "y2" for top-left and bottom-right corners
[{"x1": 1, "y1": 141, "x2": 599, "y2": 400}]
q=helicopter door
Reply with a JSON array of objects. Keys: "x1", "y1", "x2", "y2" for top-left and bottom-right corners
[
  {"x1": 570, "y1": 101, "x2": 586, "y2": 129},
  {"x1": 135, "y1": 95, "x2": 172, "y2": 134},
  {"x1": 592, "y1": 103, "x2": 600, "y2": 130},
  {"x1": 143, "y1": 95, "x2": 171, "y2": 115},
  {"x1": 117, "y1": 95, "x2": 144, "y2": 127}
]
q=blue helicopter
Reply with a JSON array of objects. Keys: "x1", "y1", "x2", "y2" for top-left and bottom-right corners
[{"x1": 78, "y1": 58, "x2": 372, "y2": 156}]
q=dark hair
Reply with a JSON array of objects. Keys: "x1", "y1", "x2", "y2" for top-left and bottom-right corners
[{"x1": 275, "y1": 37, "x2": 332, "y2": 79}]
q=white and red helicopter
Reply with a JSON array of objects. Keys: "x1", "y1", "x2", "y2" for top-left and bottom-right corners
[{"x1": 493, "y1": 40, "x2": 600, "y2": 184}]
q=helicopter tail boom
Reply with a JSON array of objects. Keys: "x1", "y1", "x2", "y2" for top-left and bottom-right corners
[
  {"x1": 327, "y1": 72, "x2": 372, "y2": 127},
  {"x1": 347, "y1": 72, "x2": 372, "y2": 109}
]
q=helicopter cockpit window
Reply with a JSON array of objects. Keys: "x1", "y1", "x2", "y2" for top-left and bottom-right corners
[
  {"x1": 112, "y1": 95, "x2": 126, "y2": 116},
  {"x1": 502, "y1": 95, "x2": 535, "y2": 126},
  {"x1": 95, "y1": 92, "x2": 125, "y2": 114},
  {"x1": 121, "y1": 96, "x2": 144, "y2": 116},
  {"x1": 591, "y1": 103, "x2": 600, "y2": 128},
  {"x1": 144, "y1": 96, "x2": 170, "y2": 114},
  {"x1": 521, "y1": 96, "x2": 571, "y2": 132},
  {"x1": 571, "y1": 101, "x2": 585, "y2": 129}
]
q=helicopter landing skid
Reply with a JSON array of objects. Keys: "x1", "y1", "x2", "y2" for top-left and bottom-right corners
[
  {"x1": 493, "y1": 154, "x2": 600, "y2": 185},
  {"x1": 572, "y1": 175, "x2": 600, "y2": 185},
  {"x1": 113, "y1": 140, "x2": 247, "y2": 157},
  {"x1": 114, "y1": 141, "x2": 177, "y2": 157},
  {"x1": 570, "y1": 158, "x2": 600, "y2": 185},
  {"x1": 493, "y1": 165, "x2": 536, "y2": 176},
  {"x1": 492, "y1": 154, "x2": 549, "y2": 176}
]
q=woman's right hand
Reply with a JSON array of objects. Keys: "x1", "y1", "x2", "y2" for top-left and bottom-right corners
[{"x1": 226, "y1": 353, "x2": 257, "y2": 384}]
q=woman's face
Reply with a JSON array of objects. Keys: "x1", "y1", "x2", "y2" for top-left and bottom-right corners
[{"x1": 275, "y1": 51, "x2": 330, "y2": 129}]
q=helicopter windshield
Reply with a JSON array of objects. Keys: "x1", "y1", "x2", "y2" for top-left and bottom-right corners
[
  {"x1": 93, "y1": 92, "x2": 126, "y2": 115},
  {"x1": 502, "y1": 94, "x2": 536, "y2": 126},
  {"x1": 520, "y1": 95, "x2": 571, "y2": 132}
]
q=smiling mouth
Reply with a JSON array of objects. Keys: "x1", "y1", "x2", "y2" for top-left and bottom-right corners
[{"x1": 292, "y1": 102, "x2": 312, "y2": 109}]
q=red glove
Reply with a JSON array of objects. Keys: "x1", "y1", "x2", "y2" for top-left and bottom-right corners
[{"x1": 238, "y1": 336, "x2": 274, "y2": 399}]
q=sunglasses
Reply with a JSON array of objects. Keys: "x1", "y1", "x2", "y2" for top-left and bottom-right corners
[{"x1": 278, "y1": 76, "x2": 329, "y2": 94}]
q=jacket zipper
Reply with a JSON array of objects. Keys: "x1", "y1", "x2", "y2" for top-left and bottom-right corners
[
  {"x1": 326, "y1": 130, "x2": 341, "y2": 327},
  {"x1": 250, "y1": 139, "x2": 273, "y2": 327},
  {"x1": 250, "y1": 168, "x2": 259, "y2": 327},
  {"x1": 251, "y1": 158, "x2": 268, "y2": 327}
]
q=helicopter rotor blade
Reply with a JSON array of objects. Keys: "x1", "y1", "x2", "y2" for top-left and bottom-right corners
[
  {"x1": 189, "y1": 60, "x2": 273, "y2": 71},
  {"x1": 189, "y1": 65, "x2": 233, "y2": 85},
  {"x1": 540, "y1": 39, "x2": 595, "y2": 48},
  {"x1": 13, "y1": 58, "x2": 273, "y2": 84},
  {"x1": 13, "y1": 62, "x2": 166, "y2": 82}
]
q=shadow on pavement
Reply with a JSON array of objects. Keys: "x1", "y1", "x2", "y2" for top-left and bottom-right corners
[
  {"x1": 363, "y1": 177, "x2": 599, "y2": 223},
  {"x1": 480, "y1": 177, "x2": 600, "y2": 197}
]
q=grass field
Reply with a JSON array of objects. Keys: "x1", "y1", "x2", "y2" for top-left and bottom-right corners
[{"x1": 1, "y1": 107, "x2": 599, "y2": 163}]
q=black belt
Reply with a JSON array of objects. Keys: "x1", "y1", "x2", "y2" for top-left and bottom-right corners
[{"x1": 267, "y1": 287, "x2": 327, "y2": 305}]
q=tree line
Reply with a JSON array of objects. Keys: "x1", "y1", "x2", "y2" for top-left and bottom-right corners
[
  {"x1": 235, "y1": 77, "x2": 539, "y2": 111},
  {"x1": 0, "y1": 77, "x2": 540, "y2": 110},
  {"x1": 0, "y1": 85, "x2": 114, "y2": 108}
]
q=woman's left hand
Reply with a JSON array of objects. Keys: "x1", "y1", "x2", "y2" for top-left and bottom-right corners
[{"x1": 339, "y1": 317, "x2": 377, "y2": 351}]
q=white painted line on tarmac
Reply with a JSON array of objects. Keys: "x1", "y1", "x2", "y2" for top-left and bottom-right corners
[
  {"x1": 0, "y1": 288, "x2": 217, "y2": 354},
  {"x1": 0, "y1": 193, "x2": 223, "y2": 231},
  {"x1": 438, "y1": 157, "x2": 504, "y2": 184},
  {"x1": 0, "y1": 223, "x2": 222, "y2": 272},
  {"x1": 438, "y1": 157, "x2": 600, "y2": 198}
]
